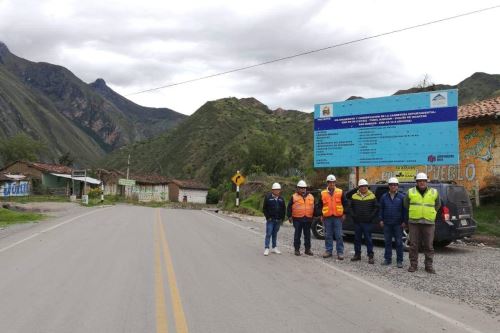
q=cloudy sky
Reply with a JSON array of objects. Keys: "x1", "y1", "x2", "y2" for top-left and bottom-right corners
[{"x1": 1, "y1": 0, "x2": 499, "y2": 115}]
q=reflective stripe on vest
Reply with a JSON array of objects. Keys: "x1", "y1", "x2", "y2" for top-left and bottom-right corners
[
  {"x1": 292, "y1": 193, "x2": 314, "y2": 218},
  {"x1": 408, "y1": 187, "x2": 438, "y2": 222},
  {"x1": 321, "y1": 188, "x2": 344, "y2": 217}
]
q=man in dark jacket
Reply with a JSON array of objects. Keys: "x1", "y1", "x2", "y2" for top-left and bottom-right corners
[
  {"x1": 350, "y1": 179, "x2": 379, "y2": 264},
  {"x1": 262, "y1": 182, "x2": 286, "y2": 256},
  {"x1": 379, "y1": 177, "x2": 406, "y2": 268}
]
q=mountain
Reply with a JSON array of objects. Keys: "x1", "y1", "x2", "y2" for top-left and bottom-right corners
[
  {"x1": 89, "y1": 78, "x2": 185, "y2": 139},
  {"x1": 102, "y1": 97, "x2": 314, "y2": 184},
  {"x1": 0, "y1": 41, "x2": 186, "y2": 166},
  {"x1": 394, "y1": 72, "x2": 500, "y2": 105}
]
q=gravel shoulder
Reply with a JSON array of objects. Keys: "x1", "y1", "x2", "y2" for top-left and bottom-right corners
[
  {"x1": 0, "y1": 202, "x2": 89, "y2": 239},
  {"x1": 219, "y1": 210, "x2": 500, "y2": 318}
]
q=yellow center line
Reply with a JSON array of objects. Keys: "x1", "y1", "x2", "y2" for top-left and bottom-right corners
[
  {"x1": 157, "y1": 209, "x2": 190, "y2": 333},
  {"x1": 154, "y1": 213, "x2": 169, "y2": 333}
]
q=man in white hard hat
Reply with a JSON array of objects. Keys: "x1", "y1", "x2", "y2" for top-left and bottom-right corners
[
  {"x1": 349, "y1": 179, "x2": 379, "y2": 264},
  {"x1": 404, "y1": 172, "x2": 441, "y2": 273},
  {"x1": 316, "y1": 174, "x2": 348, "y2": 260},
  {"x1": 379, "y1": 177, "x2": 406, "y2": 268},
  {"x1": 262, "y1": 183, "x2": 286, "y2": 256},
  {"x1": 287, "y1": 180, "x2": 314, "y2": 256}
]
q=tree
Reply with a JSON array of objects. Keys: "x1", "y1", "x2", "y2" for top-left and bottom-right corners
[
  {"x1": 244, "y1": 133, "x2": 287, "y2": 174},
  {"x1": 0, "y1": 133, "x2": 46, "y2": 166},
  {"x1": 58, "y1": 152, "x2": 75, "y2": 166}
]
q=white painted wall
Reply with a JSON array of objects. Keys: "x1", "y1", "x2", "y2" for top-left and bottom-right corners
[{"x1": 178, "y1": 189, "x2": 207, "y2": 203}]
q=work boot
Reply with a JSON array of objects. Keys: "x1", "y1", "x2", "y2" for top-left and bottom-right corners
[
  {"x1": 408, "y1": 265, "x2": 417, "y2": 272},
  {"x1": 294, "y1": 250, "x2": 301, "y2": 256},
  {"x1": 368, "y1": 255, "x2": 375, "y2": 264},
  {"x1": 305, "y1": 249, "x2": 314, "y2": 256},
  {"x1": 350, "y1": 254, "x2": 361, "y2": 261},
  {"x1": 337, "y1": 254, "x2": 344, "y2": 260},
  {"x1": 425, "y1": 266, "x2": 436, "y2": 274},
  {"x1": 322, "y1": 252, "x2": 332, "y2": 258}
]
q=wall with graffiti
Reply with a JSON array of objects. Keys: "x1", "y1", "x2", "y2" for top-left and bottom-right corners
[
  {"x1": 360, "y1": 122, "x2": 499, "y2": 192},
  {"x1": 0, "y1": 181, "x2": 30, "y2": 197}
]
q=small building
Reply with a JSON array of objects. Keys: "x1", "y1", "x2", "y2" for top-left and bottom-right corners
[
  {"x1": 0, "y1": 161, "x2": 73, "y2": 195},
  {"x1": 0, "y1": 173, "x2": 30, "y2": 197},
  {"x1": 168, "y1": 180, "x2": 209, "y2": 203},
  {"x1": 95, "y1": 169, "x2": 169, "y2": 202},
  {"x1": 0, "y1": 161, "x2": 101, "y2": 196},
  {"x1": 132, "y1": 174, "x2": 170, "y2": 202}
]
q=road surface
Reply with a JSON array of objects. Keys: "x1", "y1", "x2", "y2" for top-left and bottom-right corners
[{"x1": 0, "y1": 206, "x2": 497, "y2": 333}]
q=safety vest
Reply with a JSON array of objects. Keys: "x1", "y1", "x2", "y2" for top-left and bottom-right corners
[
  {"x1": 292, "y1": 193, "x2": 315, "y2": 218},
  {"x1": 321, "y1": 188, "x2": 344, "y2": 217},
  {"x1": 407, "y1": 187, "x2": 438, "y2": 222}
]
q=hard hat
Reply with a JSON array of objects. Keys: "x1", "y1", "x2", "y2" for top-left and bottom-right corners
[
  {"x1": 388, "y1": 177, "x2": 399, "y2": 184},
  {"x1": 326, "y1": 174, "x2": 336, "y2": 182},
  {"x1": 415, "y1": 173, "x2": 428, "y2": 181},
  {"x1": 271, "y1": 182, "x2": 281, "y2": 190},
  {"x1": 358, "y1": 179, "x2": 369, "y2": 186},
  {"x1": 297, "y1": 180, "x2": 307, "y2": 188}
]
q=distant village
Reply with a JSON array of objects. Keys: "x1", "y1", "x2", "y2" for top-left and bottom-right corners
[{"x1": 0, "y1": 161, "x2": 209, "y2": 204}]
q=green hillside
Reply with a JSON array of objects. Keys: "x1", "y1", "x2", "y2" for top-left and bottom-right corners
[
  {"x1": 102, "y1": 97, "x2": 316, "y2": 185},
  {"x1": 0, "y1": 65, "x2": 107, "y2": 165}
]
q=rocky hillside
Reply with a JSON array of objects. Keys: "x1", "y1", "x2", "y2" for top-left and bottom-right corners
[{"x1": 0, "y1": 42, "x2": 185, "y2": 166}]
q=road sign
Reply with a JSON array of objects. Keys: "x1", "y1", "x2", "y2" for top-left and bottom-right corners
[
  {"x1": 231, "y1": 172, "x2": 245, "y2": 186},
  {"x1": 118, "y1": 178, "x2": 136, "y2": 186},
  {"x1": 314, "y1": 90, "x2": 459, "y2": 167}
]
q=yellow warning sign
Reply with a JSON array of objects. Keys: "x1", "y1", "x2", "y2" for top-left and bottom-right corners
[{"x1": 231, "y1": 172, "x2": 246, "y2": 186}]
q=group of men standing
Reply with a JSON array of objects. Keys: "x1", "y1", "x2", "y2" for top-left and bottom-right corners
[{"x1": 262, "y1": 172, "x2": 440, "y2": 274}]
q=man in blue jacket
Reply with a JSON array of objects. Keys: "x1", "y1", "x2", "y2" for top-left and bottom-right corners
[
  {"x1": 262, "y1": 182, "x2": 286, "y2": 256},
  {"x1": 379, "y1": 177, "x2": 406, "y2": 268}
]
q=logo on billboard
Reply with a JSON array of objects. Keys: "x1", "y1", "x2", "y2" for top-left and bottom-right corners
[
  {"x1": 430, "y1": 92, "x2": 448, "y2": 107},
  {"x1": 319, "y1": 104, "x2": 333, "y2": 118},
  {"x1": 427, "y1": 155, "x2": 437, "y2": 163}
]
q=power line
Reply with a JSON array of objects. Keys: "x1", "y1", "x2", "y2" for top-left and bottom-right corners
[{"x1": 126, "y1": 4, "x2": 500, "y2": 96}]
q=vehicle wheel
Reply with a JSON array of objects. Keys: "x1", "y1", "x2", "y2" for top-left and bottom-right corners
[
  {"x1": 312, "y1": 218, "x2": 325, "y2": 240},
  {"x1": 435, "y1": 240, "x2": 452, "y2": 247},
  {"x1": 403, "y1": 228, "x2": 410, "y2": 252}
]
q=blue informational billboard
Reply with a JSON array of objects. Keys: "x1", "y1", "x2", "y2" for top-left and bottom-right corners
[{"x1": 314, "y1": 90, "x2": 459, "y2": 167}]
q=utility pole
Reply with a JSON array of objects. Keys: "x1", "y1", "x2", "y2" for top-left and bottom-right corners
[{"x1": 126, "y1": 154, "x2": 130, "y2": 180}]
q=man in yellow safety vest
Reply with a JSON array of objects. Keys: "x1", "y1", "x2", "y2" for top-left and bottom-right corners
[{"x1": 404, "y1": 172, "x2": 441, "y2": 274}]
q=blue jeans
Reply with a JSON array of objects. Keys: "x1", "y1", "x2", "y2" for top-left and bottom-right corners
[
  {"x1": 293, "y1": 218, "x2": 311, "y2": 251},
  {"x1": 324, "y1": 217, "x2": 344, "y2": 255},
  {"x1": 354, "y1": 223, "x2": 374, "y2": 256},
  {"x1": 383, "y1": 224, "x2": 404, "y2": 263},
  {"x1": 265, "y1": 219, "x2": 281, "y2": 249}
]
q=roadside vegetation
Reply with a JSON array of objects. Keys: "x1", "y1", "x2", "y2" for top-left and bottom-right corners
[
  {"x1": 0, "y1": 207, "x2": 45, "y2": 227},
  {"x1": 3, "y1": 195, "x2": 69, "y2": 204},
  {"x1": 474, "y1": 203, "x2": 500, "y2": 237}
]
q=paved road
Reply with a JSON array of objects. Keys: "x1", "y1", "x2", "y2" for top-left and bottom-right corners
[{"x1": 0, "y1": 206, "x2": 497, "y2": 333}]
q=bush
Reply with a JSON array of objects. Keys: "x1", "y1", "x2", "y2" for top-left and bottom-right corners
[
  {"x1": 87, "y1": 187, "x2": 103, "y2": 199},
  {"x1": 206, "y1": 188, "x2": 221, "y2": 204}
]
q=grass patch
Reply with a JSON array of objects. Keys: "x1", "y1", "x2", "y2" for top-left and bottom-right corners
[
  {"x1": 0, "y1": 208, "x2": 45, "y2": 227},
  {"x1": 474, "y1": 203, "x2": 500, "y2": 237},
  {"x1": 2, "y1": 195, "x2": 69, "y2": 203}
]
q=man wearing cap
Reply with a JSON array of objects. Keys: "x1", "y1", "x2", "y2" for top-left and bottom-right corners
[
  {"x1": 379, "y1": 177, "x2": 406, "y2": 268},
  {"x1": 316, "y1": 174, "x2": 348, "y2": 260},
  {"x1": 349, "y1": 179, "x2": 379, "y2": 264},
  {"x1": 262, "y1": 183, "x2": 286, "y2": 256},
  {"x1": 404, "y1": 173, "x2": 441, "y2": 273},
  {"x1": 287, "y1": 180, "x2": 315, "y2": 256}
]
